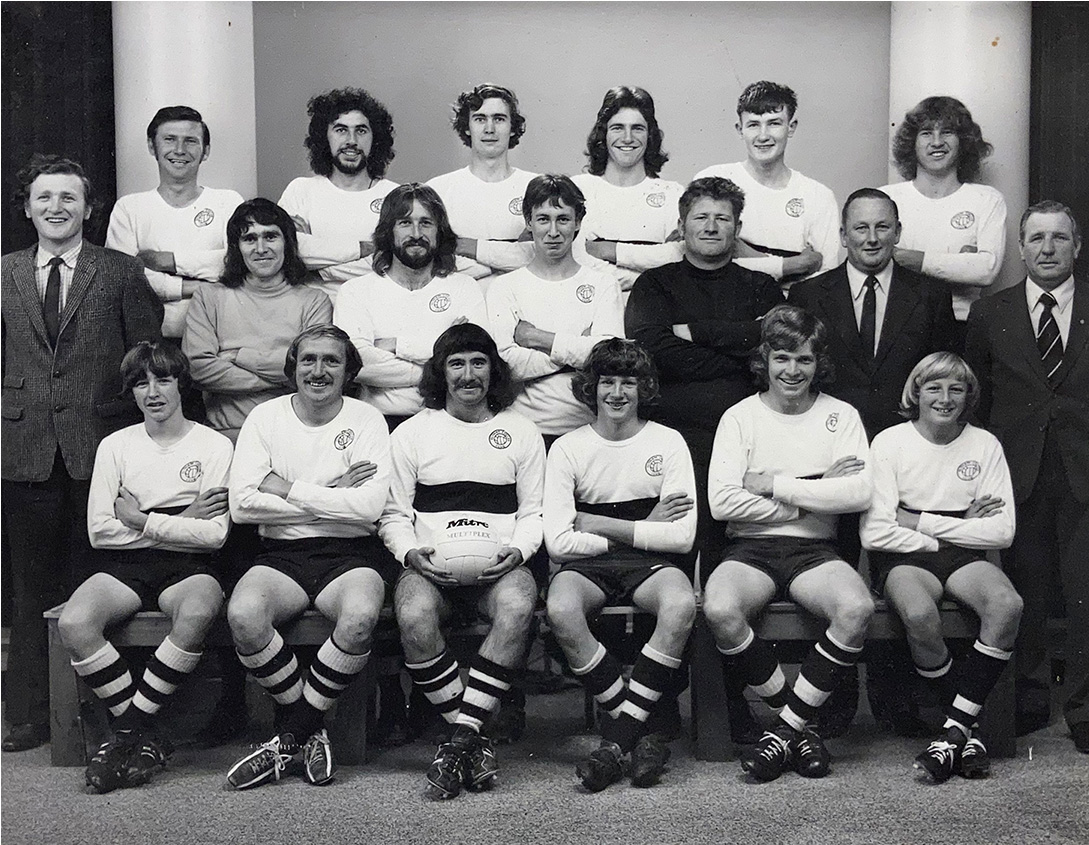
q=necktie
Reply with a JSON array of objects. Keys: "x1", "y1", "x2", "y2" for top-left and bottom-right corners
[
  {"x1": 44, "y1": 255, "x2": 63, "y2": 346},
  {"x1": 1037, "y1": 292, "x2": 1063, "y2": 380},
  {"x1": 859, "y1": 275, "x2": 877, "y2": 358}
]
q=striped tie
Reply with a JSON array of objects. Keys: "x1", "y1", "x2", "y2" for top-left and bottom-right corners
[{"x1": 1036, "y1": 292, "x2": 1063, "y2": 380}]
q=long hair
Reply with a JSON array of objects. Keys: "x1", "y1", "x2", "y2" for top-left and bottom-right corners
[
  {"x1": 891, "y1": 96, "x2": 993, "y2": 183},
  {"x1": 451, "y1": 83, "x2": 526, "y2": 149},
  {"x1": 571, "y1": 338, "x2": 660, "y2": 417},
  {"x1": 120, "y1": 341, "x2": 192, "y2": 393},
  {"x1": 304, "y1": 88, "x2": 396, "y2": 180},
  {"x1": 899, "y1": 351, "x2": 979, "y2": 421},
  {"x1": 418, "y1": 323, "x2": 515, "y2": 413},
  {"x1": 372, "y1": 183, "x2": 458, "y2": 277},
  {"x1": 220, "y1": 198, "x2": 308, "y2": 288},
  {"x1": 283, "y1": 325, "x2": 362, "y2": 390},
  {"x1": 750, "y1": 304, "x2": 835, "y2": 393},
  {"x1": 584, "y1": 86, "x2": 669, "y2": 178}
]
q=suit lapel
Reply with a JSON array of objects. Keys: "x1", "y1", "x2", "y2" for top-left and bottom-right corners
[
  {"x1": 822, "y1": 266, "x2": 870, "y2": 367},
  {"x1": 873, "y1": 265, "x2": 919, "y2": 370},
  {"x1": 59, "y1": 242, "x2": 96, "y2": 336},
  {"x1": 1051, "y1": 280, "x2": 1088, "y2": 386},
  {"x1": 9, "y1": 247, "x2": 52, "y2": 347},
  {"x1": 1001, "y1": 282, "x2": 1054, "y2": 384}
]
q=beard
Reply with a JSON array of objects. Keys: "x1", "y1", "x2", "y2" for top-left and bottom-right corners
[
  {"x1": 331, "y1": 147, "x2": 368, "y2": 176},
  {"x1": 393, "y1": 238, "x2": 436, "y2": 270}
]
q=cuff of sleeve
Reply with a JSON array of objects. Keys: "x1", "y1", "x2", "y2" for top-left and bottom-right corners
[
  {"x1": 632, "y1": 522, "x2": 651, "y2": 551},
  {"x1": 147, "y1": 270, "x2": 184, "y2": 302},
  {"x1": 771, "y1": 476, "x2": 798, "y2": 504},
  {"x1": 234, "y1": 347, "x2": 261, "y2": 372},
  {"x1": 142, "y1": 512, "x2": 169, "y2": 541},
  {"x1": 916, "y1": 513, "x2": 946, "y2": 540}
]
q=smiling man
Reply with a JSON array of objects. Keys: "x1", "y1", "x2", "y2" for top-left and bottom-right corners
[
  {"x1": 225, "y1": 325, "x2": 392, "y2": 789},
  {"x1": 703, "y1": 304, "x2": 875, "y2": 782},
  {"x1": 1, "y1": 154, "x2": 162, "y2": 753},
  {"x1": 379, "y1": 322, "x2": 544, "y2": 800},
  {"x1": 106, "y1": 106, "x2": 244, "y2": 337}
]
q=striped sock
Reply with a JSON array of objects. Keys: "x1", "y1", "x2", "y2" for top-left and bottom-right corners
[
  {"x1": 944, "y1": 640, "x2": 1012, "y2": 737},
  {"x1": 237, "y1": 630, "x2": 303, "y2": 706},
  {"x1": 455, "y1": 655, "x2": 515, "y2": 733},
  {"x1": 72, "y1": 642, "x2": 134, "y2": 718},
  {"x1": 571, "y1": 642, "x2": 626, "y2": 720},
  {"x1": 406, "y1": 650, "x2": 464, "y2": 725},
  {"x1": 303, "y1": 636, "x2": 370, "y2": 712},
  {"x1": 121, "y1": 637, "x2": 202, "y2": 728},
  {"x1": 719, "y1": 629, "x2": 788, "y2": 709},
  {"x1": 780, "y1": 630, "x2": 862, "y2": 732},
  {"x1": 915, "y1": 653, "x2": 955, "y2": 706},
  {"x1": 609, "y1": 644, "x2": 682, "y2": 753}
]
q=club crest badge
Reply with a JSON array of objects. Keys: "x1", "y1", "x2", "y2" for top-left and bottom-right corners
[
  {"x1": 193, "y1": 208, "x2": 214, "y2": 228},
  {"x1": 957, "y1": 460, "x2": 981, "y2": 481},
  {"x1": 646, "y1": 192, "x2": 666, "y2": 208},
  {"x1": 489, "y1": 429, "x2": 512, "y2": 450},
  {"x1": 179, "y1": 461, "x2": 203, "y2": 483},
  {"x1": 645, "y1": 454, "x2": 664, "y2": 477},
  {"x1": 334, "y1": 429, "x2": 355, "y2": 451},
  {"x1": 785, "y1": 198, "x2": 805, "y2": 218},
  {"x1": 509, "y1": 197, "x2": 523, "y2": 215},
  {"x1": 429, "y1": 293, "x2": 451, "y2": 312},
  {"x1": 576, "y1": 284, "x2": 595, "y2": 304},
  {"x1": 825, "y1": 413, "x2": 839, "y2": 432},
  {"x1": 950, "y1": 211, "x2": 975, "y2": 230},
  {"x1": 370, "y1": 198, "x2": 384, "y2": 214}
]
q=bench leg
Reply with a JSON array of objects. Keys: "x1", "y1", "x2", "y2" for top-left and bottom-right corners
[
  {"x1": 330, "y1": 665, "x2": 374, "y2": 766},
  {"x1": 691, "y1": 616, "x2": 736, "y2": 762},
  {"x1": 980, "y1": 654, "x2": 1017, "y2": 758},
  {"x1": 47, "y1": 618, "x2": 85, "y2": 767}
]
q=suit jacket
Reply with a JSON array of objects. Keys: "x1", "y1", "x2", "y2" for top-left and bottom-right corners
[
  {"x1": 789, "y1": 262, "x2": 958, "y2": 438},
  {"x1": 964, "y1": 280, "x2": 1089, "y2": 503},
  {"x1": 2, "y1": 241, "x2": 163, "y2": 482}
]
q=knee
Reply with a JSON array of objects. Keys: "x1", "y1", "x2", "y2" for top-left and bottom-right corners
[
  {"x1": 57, "y1": 604, "x2": 98, "y2": 653},
  {"x1": 701, "y1": 593, "x2": 748, "y2": 645},
  {"x1": 492, "y1": 591, "x2": 536, "y2": 635},
  {"x1": 226, "y1": 593, "x2": 271, "y2": 650},
  {"x1": 898, "y1": 600, "x2": 942, "y2": 638},
  {"x1": 986, "y1": 588, "x2": 1024, "y2": 631},
  {"x1": 334, "y1": 605, "x2": 381, "y2": 649},
  {"x1": 657, "y1": 591, "x2": 697, "y2": 638},
  {"x1": 395, "y1": 598, "x2": 440, "y2": 648},
  {"x1": 545, "y1": 595, "x2": 585, "y2": 641},
  {"x1": 835, "y1": 592, "x2": 875, "y2": 640}
]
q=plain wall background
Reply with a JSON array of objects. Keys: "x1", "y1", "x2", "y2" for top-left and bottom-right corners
[{"x1": 252, "y1": 1, "x2": 892, "y2": 210}]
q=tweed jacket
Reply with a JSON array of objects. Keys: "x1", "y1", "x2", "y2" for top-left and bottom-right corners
[
  {"x1": 2, "y1": 241, "x2": 163, "y2": 482},
  {"x1": 789, "y1": 261, "x2": 958, "y2": 437},
  {"x1": 964, "y1": 279, "x2": 1089, "y2": 504}
]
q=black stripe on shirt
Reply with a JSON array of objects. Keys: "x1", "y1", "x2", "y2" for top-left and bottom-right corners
[
  {"x1": 414, "y1": 481, "x2": 519, "y2": 514},
  {"x1": 575, "y1": 497, "x2": 659, "y2": 522}
]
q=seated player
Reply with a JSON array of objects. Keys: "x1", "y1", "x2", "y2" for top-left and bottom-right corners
[
  {"x1": 703, "y1": 304, "x2": 875, "y2": 782},
  {"x1": 861, "y1": 352, "x2": 1020, "y2": 782},
  {"x1": 58, "y1": 342, "x2": 232, "y2": 792},
  {"x1": 225, "y1": 325, "x2": 392, "y2": 789},
  {"x1": 379, "y1": 323, "x2": 544, "y2": 800},
  {"x1": 544, "y1": 338, "x2": 696, "y2": 791}
]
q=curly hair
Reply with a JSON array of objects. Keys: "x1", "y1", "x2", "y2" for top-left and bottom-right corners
[
  {"x1": 15, "y1": 154, "x2": 94, "y2": 213},
  {"x1": 678, "y1": 176, "x2": 745, "y2": 223},
  {"x1": 736, "y1": 80, "x2": 798, "y2": 121},
  {"x1": 584, "y1": 86, "x2": 669, "y2": 178},
  {"x1": 899, "y1": 351, "x2": 980, "y2": 421},
  {"x1": 891, "y1": 96, "x2": 992, "y2": 183},
  {"x1": 750, "y1": 304, "x2": 835, "y2": 393},
  {"x1": 304, "y1": 88, "x2": 395, "y2": 180},
  {"x1": 372, "y1": 183, "x2": 458, "y2": 277},
  {"x1": 121, "y1": 341, "x2": 192, "y2": 394},
  {"x1": 283, "y1": 325, "x2": 362, "y2": 391},
  {"x1": 418, "y1": 323, "x2": 515, "y2": 413},
  {"x1": 146, "y1": 105, "x2": 209, "y2": 146},
  {"x1": 571, "y1": 338, "x2": 660, "y2": 417},
  {"x1": 220, "y1": 198, "x2": 308, "y2": 288},
  {"x1": 451, "y1": 84, "x2": 526, "y2": 149},
  {"x1": 521, "y1": 174, "x2": 586, "y2": 225}
]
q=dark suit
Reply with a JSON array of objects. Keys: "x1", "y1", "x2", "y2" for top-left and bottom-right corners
[
  {"x1": 1, "y1": 241, "x2": 162, "y2": 729},
  {"x1": 965, "y1": 280, "x2": 1089, "y2": 730}
]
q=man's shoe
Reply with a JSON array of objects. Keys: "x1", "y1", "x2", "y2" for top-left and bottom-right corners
[
  {"x1": 1070, "y1": 722, "x2": 1089, "y2": 754},
  {"x1": 576, "y1": 740, "x2": 624, "y2": 793},
  {"x1": 462, "y1": 732, "x2": 499, "y2": 790},
  {"x1": 124, "y1": 733, "x2": 174, "y2": 787},
  {"x1": 2, "y1": 723, "x2": 50, "y2": 752},
  {"x1": 914, "y1": 728, "x2": 965, "y2": 784},
  {"x1": 630, "y1": 735, "x2": 670, "y2": 788},
  {"x1": 302, "y1": 728, "x2": 335, "y2": 786},
  {"x1": 226, "y1": 733, "x2": 299, "y2": 790},
  {"x1": 85, "y1": 729, "x2": 139, "y2": 794},
  {"x1": 426, "y1": 741, "x2": 468, "y2": 800},
  {"x1": 742, "y1": 728, "x2": 794, "y2": 783},
  {"x1": 792, "y1": 727, "x2": 831, "y2": 778},
  {"x1": 955, "y1": 736, "x2": 990, "y2": 779}
]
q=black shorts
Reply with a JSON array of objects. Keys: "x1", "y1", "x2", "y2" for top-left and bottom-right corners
[
  {"x1": 869, "y1": 546, "x2": 984, "y2": 594},
  {"x1": 86, "y1": 548, "x2": 220, "y2": 610},
  {"x1": 255, "y1": 535, "x2": 399, "y2": 601},
  {"x1": 395, "y1": 566, "x2": 533, "y2": 629},
  {"x1": 709, "y1": 536, "x2": 843, "y2": 598},
  {"x1": 551, "y1": 549, "x2": 684, "y2": 606}
]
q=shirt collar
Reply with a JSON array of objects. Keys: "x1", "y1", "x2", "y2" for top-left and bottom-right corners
[
  {"x1": 845, "y1": 260, "x2": 894, "y2": 300},
  {"x1": 36, "y1": 241, "x2": 83, "y2": 270},
  {"x1": 1026, "y1": 275, "x2": 1075, "y2": 314}
]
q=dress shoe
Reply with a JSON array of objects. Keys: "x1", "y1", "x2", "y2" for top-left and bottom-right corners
[
  {"x1": 1071, "y1": 722, "x2": 1089, "y2": 754},
  {"x1": 2, "y1": 723, "x2": 50, "y2": 752}
]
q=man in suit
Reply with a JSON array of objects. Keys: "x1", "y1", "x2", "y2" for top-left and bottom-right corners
[
  {"x1": 1, "y1": 155, "x2": 163, "y2": 751},
  {"x1": 790, "y1": 188, "x2": 957, "y2": 735},
  {"x1": 965, "y1": 200, "x2": 1088, "y2": 752}
]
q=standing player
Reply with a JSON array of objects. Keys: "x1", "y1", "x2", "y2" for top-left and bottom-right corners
[
  {"x1": 107, "y1": 106, "x2": 243, "y2": 337},
  {"x1": 883, "y1": 96, "x2": 1007, "y2": 348},
  {"x1": 861, "y1": 352, "x2": 1020, "y2": 781},
  {"x1": 380, "y1": 323, "x2": 544, "y2": 800},
  {"x1": 278, "y1": 87, "x2": 398, "y2": 300},
  {"x1": 334, "y1": 183, "x2": 487, "y2": 424},
  {"x1": 694, "y1": 81, "x2": 840, "y2": 288},
  {"x1": 427, "y1": 84, "x2": 536, "y2": 281},
  {"x1": 59, "y1": 342, "x2": 232, "y2": 793},
  {"x1": 224, "y1": 326, "x2": 393, "y2": 789},
  {"x1": 545, "y1": 338, "x2": 696, "y2": 791},
  {"x1": 487, "y1": 175, "x2": 624, "y2": 441},
  {"x1": 703, "y1": 304, "x2": 875, "y2": 781}
]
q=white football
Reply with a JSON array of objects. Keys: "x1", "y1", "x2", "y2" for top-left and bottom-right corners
[{"x1": 431, "y1": 518, "x2": 501, "y2": 585}]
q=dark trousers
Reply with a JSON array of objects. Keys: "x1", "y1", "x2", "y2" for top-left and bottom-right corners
[
  {"x1": 1, "y1": 452, "x2": 91, "y2": 727},
  {"x1": 1006, "y1": 437, "x2": 1089, "y2": 728}
]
